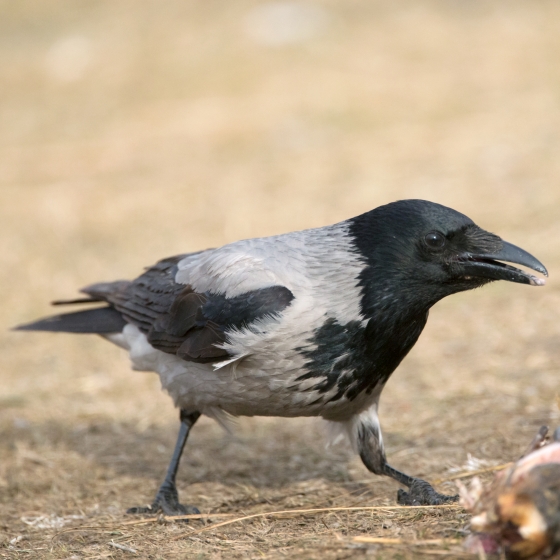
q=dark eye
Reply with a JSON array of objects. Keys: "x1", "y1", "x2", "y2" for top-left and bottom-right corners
[{"x1": 424, "y1": 231, "x2": 446, "y2": 249}]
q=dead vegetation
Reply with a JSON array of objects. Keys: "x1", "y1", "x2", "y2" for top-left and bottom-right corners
[{"x1": 1, "y1": 1, "x2": 560, "y2": 558}]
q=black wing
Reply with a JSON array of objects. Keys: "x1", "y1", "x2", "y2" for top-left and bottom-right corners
[{"x1": 85, "y1": 254, "x2": 295, "y2": 363}]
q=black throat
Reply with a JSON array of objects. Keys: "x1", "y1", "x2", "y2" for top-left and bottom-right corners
[
  {"x1": 292, "y1": 207, "x2": 443, "y2": 403},
  {"x1": 295, "y1": 307, "x2": 428, "y2": 403}
]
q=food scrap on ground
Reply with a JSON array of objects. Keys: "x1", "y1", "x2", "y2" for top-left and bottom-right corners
[{"x1": 459, "y1": 426, "x2": 560, "y2": 559}]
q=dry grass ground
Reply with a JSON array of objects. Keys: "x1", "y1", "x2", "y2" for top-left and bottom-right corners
[{"x1": 1, "y1": 1, "x2": 560, "y2": 558}]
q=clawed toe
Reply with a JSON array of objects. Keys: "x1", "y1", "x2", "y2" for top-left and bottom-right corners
[
  {"x1": 127, "y1": 501, "x2": 200, "y2": 517},
  {"x1": 397, "y1": 478, "x2": 458, "y2": 506},
  {"x1": 126, "y1": 504, "x2": 158, "y2": 515},
  {"x1": 127, "y1": 487, "x2": 200, "y2": 518},
  {"x1": 127, "y1": 503, "x2": 200, "y2": 516}
]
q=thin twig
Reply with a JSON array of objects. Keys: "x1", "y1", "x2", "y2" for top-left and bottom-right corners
[
  {"x1": 434, "y1": 463, "x2": 511, "y2": 483},
  {"x1": 422, "y1": 550, "x2": 472, "y2": 556},
  {"x1": 108, "y1": 540, "x2": 138, "y2": 554},
  {"x1": 476, "y1": 539, "x2": 488, "y2": 560},
  {"x1": 353, "y1": 536, "x2": 446, "y2": 545},
  {"x1": 51, "y1": 503, "x2": 460, "y2": 543},
  {"x1": 353, "y1": 536, "x2": 470, "y2": 556},
  {"x1": 121, "y1": 512, "x2": 236, "y2": 526},
  {"x1": 169, "y1": 504, "x2": 460, "y2": 539}
]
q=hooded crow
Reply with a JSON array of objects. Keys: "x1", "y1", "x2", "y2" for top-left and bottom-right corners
[{"x1": 15, "y1": 199, "x2": 548, "y2": 512}]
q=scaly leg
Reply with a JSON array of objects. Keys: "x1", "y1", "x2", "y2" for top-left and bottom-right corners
[
  {"x1": 357, "y1": 415, "x2": 458, "y2": 506},
  {"x1": 127, "y1": 410, "x2": 201, "y2": 516}
]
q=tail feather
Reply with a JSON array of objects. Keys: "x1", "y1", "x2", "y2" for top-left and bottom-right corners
[
  {"x1": 13, "y1": 307, "x2": 127, "y2": 334},
  {"x1": 52, "y1": 297, "x2": 102, "y2": 306}
]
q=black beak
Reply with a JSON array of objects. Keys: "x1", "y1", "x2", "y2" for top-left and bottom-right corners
[{"x1": 457, "y1": 241, "x2": 548, "y2": 286}]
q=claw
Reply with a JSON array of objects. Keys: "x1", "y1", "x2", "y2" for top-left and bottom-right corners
[
  {"x1": 127, "y1": 486, "x2": 199, "y2": 518},
  {"x1": 397, "y1": 478, "x2": 458, "y2": 506}
]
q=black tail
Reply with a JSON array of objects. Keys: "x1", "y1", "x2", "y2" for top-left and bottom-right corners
[{"x1": 13, "y1": 307, "x2": 127, "y2": 334}]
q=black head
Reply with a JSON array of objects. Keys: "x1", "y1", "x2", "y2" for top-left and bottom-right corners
[{"x1": 349, "y1": 199, "x2": 547, "y2": 318}]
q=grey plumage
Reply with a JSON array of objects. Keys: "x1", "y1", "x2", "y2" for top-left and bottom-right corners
[{"x1": 14, "y1": 199, "x2": 548, "y2": 511}]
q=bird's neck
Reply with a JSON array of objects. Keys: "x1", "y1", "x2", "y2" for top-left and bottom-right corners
[
  {"x1": 351, "y1": 272, "x2": 437, "y2": 390},
  {"x1": 362, "y1": 300, "x2": 429, "y2": 383}
]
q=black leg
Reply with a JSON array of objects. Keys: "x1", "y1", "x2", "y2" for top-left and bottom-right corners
[
  {"x1": 127, "y1": 409, "x2": 201, "y2": 516},
  {"x1": 357, "y1": 416, "x2": 458, "y2": 506}
]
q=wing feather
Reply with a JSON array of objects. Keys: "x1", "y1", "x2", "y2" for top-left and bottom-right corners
[{"x1": 95, "y1": 252, "x2": 295, "y2": 364}]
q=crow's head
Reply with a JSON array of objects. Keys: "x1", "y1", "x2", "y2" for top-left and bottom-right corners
[{"x1": 349, "y1": 199, "x2": 547, "y2": 316}]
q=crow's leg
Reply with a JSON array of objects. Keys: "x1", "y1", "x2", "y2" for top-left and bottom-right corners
[
  {"x1": 357, "y1": 415, "x2": 458, "y2": 506},
  {"x1": 127, "y1": 410, "x2": 201, "y2": 516}
]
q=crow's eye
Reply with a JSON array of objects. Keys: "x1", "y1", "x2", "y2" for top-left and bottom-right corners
[{"x1": 425, "y1": 231, "x2": 446, "y2": 249}]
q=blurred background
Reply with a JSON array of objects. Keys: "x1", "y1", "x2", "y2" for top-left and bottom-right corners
[{"x1": 1, "y1": 1, "x2": 559, "y2": 556}]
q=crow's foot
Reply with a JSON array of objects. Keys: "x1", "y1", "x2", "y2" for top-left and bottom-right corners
[
  {"x1": 126, "y1": 484, "x2": 199, "y2": 517},
  {"x1": 396, "y1": 478, "x2": 458, "y2": 506}
]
